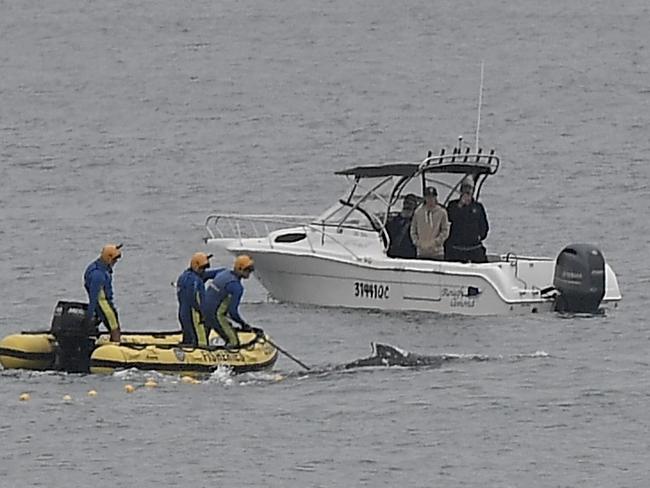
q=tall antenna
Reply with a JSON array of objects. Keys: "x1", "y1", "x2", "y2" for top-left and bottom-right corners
[{"x1": 475, "y1": 60, "x2": 485, "y2": 152}]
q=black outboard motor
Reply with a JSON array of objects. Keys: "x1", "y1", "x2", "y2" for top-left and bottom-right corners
[
  {"x1": 553, "y1": 244, "x2": 605, "y2": 313},
  {"x1": 50, "y1": 301, "x2": 98, "y2": 373}
]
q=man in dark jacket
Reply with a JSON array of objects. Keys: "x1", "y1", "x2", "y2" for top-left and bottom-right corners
[
  {"x1": 386, "y1": 193, "x2": 418, "y2": 258},
  {"x1": 445, "y1": 180, "x2": 489, "y2": 263}
]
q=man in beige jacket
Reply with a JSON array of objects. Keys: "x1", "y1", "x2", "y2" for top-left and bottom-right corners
[{"x1": 410, "y1": 186, "x2": 449, "y2": 260}]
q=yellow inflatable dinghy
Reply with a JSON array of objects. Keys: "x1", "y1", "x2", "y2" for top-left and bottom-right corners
[{"x1": 0, "y1": 301, "x2": 278, "y2": 375}]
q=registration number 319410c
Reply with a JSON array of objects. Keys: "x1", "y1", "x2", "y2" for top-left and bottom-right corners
[{"x1": 353, "y1": 281, "x2": 390, "y2": 300}]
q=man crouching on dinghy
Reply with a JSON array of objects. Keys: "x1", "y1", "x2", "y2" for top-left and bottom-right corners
[
  {"x1": 176, "y1": 252, "x2": 223, "y2": 347},
  {"x1": 84, "y1": 243, "x2": 123, "y2": 343},
  {"x1": 203, "y1": 255, "x2": 255, "y2": 348}
]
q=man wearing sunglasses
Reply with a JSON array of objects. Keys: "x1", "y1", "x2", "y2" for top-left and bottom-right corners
[
  {"x1": 203, "y1": 255, "x2": 255, "y2": 348},
  {"x1": 176, "y1": 252, "x2": 222, "y2": 347},
  {"x1": 83, "y1": 243, "x2": 123, "y2": 343}
]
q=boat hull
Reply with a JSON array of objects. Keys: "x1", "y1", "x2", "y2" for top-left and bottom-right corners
[
  {"x1": 210, "y1": 245, "x2": 621, "y2": 316},
  {"x1": 90, "y1": 333, "x2": 278, "y2": 375},
  {"x1": 0, "y1": 332, "x2": 55, "y2": 370},
  {"x1": 0, "y1": 330, "x2": 278, "y2": 374}
]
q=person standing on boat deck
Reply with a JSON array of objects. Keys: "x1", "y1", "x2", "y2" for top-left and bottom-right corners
[
  {"x1": 410, "y1": 186, "x2": 449, "y2": 260},
  {"x1": 84, "y1": 243, "x2": 122, "y2": 343},
  {"x1": 203, "y1": 255, "x2": 255, "y2": 348},
  {"x1": 444, "y1": 179, "x2": 489, "y2": 263},
  {"x1": 386, "y1": 193, "x2": 418, "y2": 258},
  {"x1": 176, "y1": 252, "x2": 223, "y2": 347}
]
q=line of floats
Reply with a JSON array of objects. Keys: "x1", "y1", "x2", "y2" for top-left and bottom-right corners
[{"x1": 0, "y1": 301, "x2": 278, "y2": 376}]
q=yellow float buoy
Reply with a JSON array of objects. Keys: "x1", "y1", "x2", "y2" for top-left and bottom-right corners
[
  {"x1": 19, "y1": 392, "x2": 31, "y2": 401},
  {"x1": 87, "y1": 390, "x2": 97, "y2": 397},
  {"x1": 63, "y1": 394, "x2": 72, "y2": 402},
  {"x1": 124, "y1": 384, "x2": 135, "y2": 393},
  {"x1": 181, "y1": 375, "x2": 194, "y2": 384},
  {"x1": 144, "y1": 379, "x2": 157, "y2": 388}
]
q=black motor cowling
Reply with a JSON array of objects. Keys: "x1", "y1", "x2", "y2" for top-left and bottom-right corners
[
  {"x1": 50, "y1": 301, "x2": 98, "y2": 373},
  {"x1": 553, "y1": 244, "x2": 605, "y2": 313}
]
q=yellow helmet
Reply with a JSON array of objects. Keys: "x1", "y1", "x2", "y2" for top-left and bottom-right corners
[
  {"x1": 100, "y1": 243, "x2": 123, "y2": 264},
  {"x1": 233, "y1": 255, "x2": 254, "y2": 274},
  {"x1": 190, "y1": 252, "x2": 213, "y2": 272}
]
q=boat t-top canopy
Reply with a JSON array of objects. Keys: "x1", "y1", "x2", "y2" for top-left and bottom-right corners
[
  {"x1": 335, "y1": 149, "x2": 500, "y2": 179},
  {"x1": 335, "y1": 162, "x2": 420, "y2": 178}
]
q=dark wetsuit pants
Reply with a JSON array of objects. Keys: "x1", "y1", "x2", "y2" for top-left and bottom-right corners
[{"x1": 204, "y1": 295, "x2": 239, "y2": 347}]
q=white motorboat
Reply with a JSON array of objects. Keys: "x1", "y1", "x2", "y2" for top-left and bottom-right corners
[{"x1": 204, "y1": 146, "x2": 621, "y2": 315}]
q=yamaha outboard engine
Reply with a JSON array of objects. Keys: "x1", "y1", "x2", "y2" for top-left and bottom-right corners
[
  {"x1": 553, "y1": 244, "x2": 605, "y2": 313},
  {"x1": 50, "y1": 301, "x2": 98, "y2": 373}
]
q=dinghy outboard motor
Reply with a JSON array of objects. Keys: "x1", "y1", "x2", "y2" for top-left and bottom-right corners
[
  {"x1": 552, "y1": 244, "x2": 605, "y2": 313},
  {"x1": 50, "y1": 301, "x2": 98, "y2": 373}
]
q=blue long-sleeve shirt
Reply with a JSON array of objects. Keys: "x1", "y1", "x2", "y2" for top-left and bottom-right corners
[
  {"x1": 83, "y1": 259, "x2": 119, "y2": 329},
  {"x1": 204, "y1": 269, "x2": 247, "y2": 326},
  {"x1": 176, "y1": 267, "x2": 223, "y2": 326}
]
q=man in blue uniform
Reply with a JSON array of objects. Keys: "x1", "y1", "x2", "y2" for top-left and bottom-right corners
[
  {"x1": 176, "y1": 252, "x2": 222, "y2": 347},
  {"x1": 203, "y1": 255, "x2": 255, "y2": 348},
  {"x1": 84, "y1": 243, "x2": 123, "y2": 342}
]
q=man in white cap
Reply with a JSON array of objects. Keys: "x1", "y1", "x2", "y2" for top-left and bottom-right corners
[{"x1": 410, "y1": 186, "x2": 449, "y2": 260}]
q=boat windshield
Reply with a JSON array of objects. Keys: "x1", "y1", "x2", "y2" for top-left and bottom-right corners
[
  {"x1": 315, "y1": 173, "x2": 485, "y2": 232},
  {"x1": 315, "y1": 175, "x2": 397, "y2": 231}
]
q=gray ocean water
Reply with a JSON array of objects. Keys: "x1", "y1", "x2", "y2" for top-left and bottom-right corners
[{"x1": 2, "y1": 0, "x2": 650, "y2": 486}]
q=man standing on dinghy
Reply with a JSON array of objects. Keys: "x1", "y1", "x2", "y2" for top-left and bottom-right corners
[
  {"x1": 84, "y1": 243, "x2": 123, "y2": 343},
  {"x1": 176, "y1": 252, "x2": 222, "y2": 347},
  {"x1": 203, "y1": 255, "x2": 255, "y2": 348}
]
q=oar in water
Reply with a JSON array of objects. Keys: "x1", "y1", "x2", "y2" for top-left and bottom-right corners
[
  {"x1": 266, "y1": 337, "x2": 311, "y2": 371},
  {"x1": 251, "y1": 329, "x2": 310, "y2": 371}
]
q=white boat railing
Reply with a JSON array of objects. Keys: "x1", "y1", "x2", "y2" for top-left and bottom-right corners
[
  {"x1": 204, "y1": 213, "x2": 369, "y2": 260},
  {"x1": 205, "y1": 213, "x2": 316, "y2": 239}
]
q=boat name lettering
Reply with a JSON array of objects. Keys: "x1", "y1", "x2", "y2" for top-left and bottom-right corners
[
  {"x1": 450, "y1": 298, "x2": 476, "y2": 308},
  {"x1": 441, "y1": 287, "x2": 466, "y2": 298},
  {"x1": 200, "y1": 350, "x2": 230, "y2": 362},
  {"x1": 441, "y1": 287, "x2": 476, "y2": 307},
  {"x1": 354, "y1": 281, "x2": 389, "y2": 300}
]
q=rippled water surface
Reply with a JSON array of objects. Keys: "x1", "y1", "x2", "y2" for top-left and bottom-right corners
[{"x1": 2, "y1": 1, "x2": 650, "y2": 486}]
